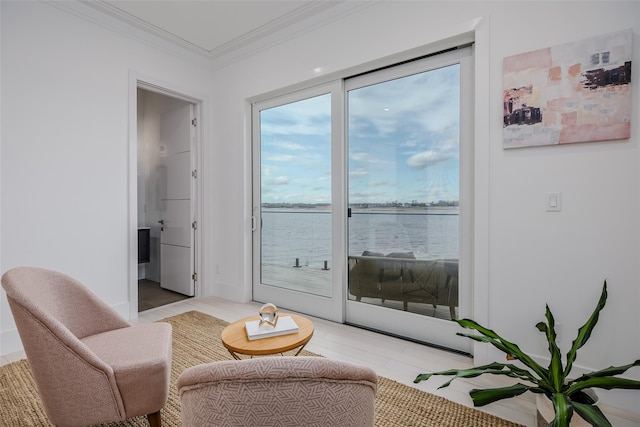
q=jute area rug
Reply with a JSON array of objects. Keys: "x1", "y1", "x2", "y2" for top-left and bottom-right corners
[{"x1": 0, "y1": 310, "x2": 524, "y2": 427}]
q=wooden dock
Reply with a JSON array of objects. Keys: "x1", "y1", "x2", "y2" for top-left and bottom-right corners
[{"x1": 260, "y1": 263, "x2": 332, "y2": 297}]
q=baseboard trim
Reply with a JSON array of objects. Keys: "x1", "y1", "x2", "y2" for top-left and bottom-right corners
[{"x1": 1, "y1": 328, "x2": 22, "y2": 357}]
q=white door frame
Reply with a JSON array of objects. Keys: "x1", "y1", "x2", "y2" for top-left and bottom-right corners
[{"x1": 127, "y1": 70, "x2": 205, "y2": 319}]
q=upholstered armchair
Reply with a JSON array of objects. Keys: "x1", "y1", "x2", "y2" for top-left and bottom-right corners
[
  {"x1": 1, "y1": 266, "x2": 172, "y2": 427},
  {"x1": 177, "y1": 356, "x2": 378, "y2": 427}
]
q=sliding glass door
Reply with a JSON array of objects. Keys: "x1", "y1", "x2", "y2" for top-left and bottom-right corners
[
  {"x1": 345, "y1": 48, "x2": 473, "y2": 352},
  {"x1": 252, "y1": 46, "x2": 473, "y2": 352},
  {"x1": 252, "y1": 83, "x2": 344, "y2": 321}
]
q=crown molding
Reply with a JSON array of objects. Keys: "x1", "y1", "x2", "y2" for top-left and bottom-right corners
[
  {"x1": 44, "y1": 0, "x2": 214, "y2": 68},
  {"x1": 205, "y1": 1, "x2": 378, "y2": 70},
  {"x1": 44, "y1": 0, "x2": 378, "y2": 71}
]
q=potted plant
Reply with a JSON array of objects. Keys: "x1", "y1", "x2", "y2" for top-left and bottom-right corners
[{"x1": 414, "y1": 281, "x2": 640, "y2": 427}]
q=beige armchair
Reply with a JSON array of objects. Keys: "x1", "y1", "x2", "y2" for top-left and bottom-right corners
[
  {"x1": 1, "y1": 266, "x2": 172, "y2": 427},
  {"x1": 177, "y1": 356, "x2": 378, "y2": 427}
]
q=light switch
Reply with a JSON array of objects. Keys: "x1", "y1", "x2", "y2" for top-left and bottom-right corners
[{"x1": 546, "y1": 192, "x2": 561, "y2": 212}]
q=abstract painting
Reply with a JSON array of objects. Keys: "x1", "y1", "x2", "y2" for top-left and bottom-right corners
[{"x1": 503, "y1": 29, "x2": 632, "y2": 149}]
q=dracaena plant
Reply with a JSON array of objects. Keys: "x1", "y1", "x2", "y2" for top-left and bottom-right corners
[{"x1": 414, "y1": 281, "x2": 640, "y2": 427}]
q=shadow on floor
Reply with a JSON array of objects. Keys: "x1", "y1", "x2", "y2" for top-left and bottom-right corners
[{"x1": 138, "y1": 279, "x2": 191, "y2": 312}]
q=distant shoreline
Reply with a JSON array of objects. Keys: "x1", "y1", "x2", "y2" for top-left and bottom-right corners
[
  {"x1": 262, "y1": 203, "x2": 458, "y2": 210},
  {"x1": 262, "y1": 206, "x2": 459, "y2": 214}
]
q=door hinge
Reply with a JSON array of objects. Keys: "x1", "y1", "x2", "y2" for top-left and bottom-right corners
[
  {"x1": 191, "y1": 118, "x2": 197, "y2": 126},
  {"x1": 192, "y1": 272, "x2": 198, "y2": 282},
  {"x1": 192, "y1": 170, "x2": 197, "y2": 178},
  {"x1": 192, "y1": 221, "x2": 198, "y2": 229}
]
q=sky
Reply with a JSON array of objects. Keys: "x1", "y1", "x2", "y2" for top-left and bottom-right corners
[{"x1": 260, "y1": 63, "x2": 460, "y2": 205}]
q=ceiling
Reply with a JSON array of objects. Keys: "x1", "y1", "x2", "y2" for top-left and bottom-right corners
[{"x1": 74, "y1": 0, "x2": 372, "y2": 68}]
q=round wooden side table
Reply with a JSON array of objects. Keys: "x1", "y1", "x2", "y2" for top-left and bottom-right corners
[{"x1": 221, "y1": 313, "x2": 314, "y2": 359}]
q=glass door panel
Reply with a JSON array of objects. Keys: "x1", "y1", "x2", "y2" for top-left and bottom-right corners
[
  {"x1": 252, "y1": 85, "x2": 343, "y2": 322},
  {"x1": 259, "y1": 94, "x2": 332, "y2": 296},
  {"x1": 346, "y1": 49, "x2": 472, "y2": 353}
]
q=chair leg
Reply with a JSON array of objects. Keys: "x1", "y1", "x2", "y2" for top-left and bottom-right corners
[{"x1": 147, "y1": 411, "x2": 162, "y2": 427}]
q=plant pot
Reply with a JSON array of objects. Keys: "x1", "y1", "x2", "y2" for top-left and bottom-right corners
[{"x1": 536, "y1": 395, "x2": 592, "y2": 427}]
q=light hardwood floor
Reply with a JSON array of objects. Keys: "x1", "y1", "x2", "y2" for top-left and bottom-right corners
[{"x1": 3, "y1": 296, "x2": 640, "y2": 427}]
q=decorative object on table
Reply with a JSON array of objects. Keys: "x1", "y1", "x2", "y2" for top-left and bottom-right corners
[
  {"x1": 223, "y1": 313, "x2": 312, "y2": 358},
  {"x1": 503, "y1": 29, "x2": 632, "y2": 149},
  {"x1": 245, "y1": 315, "x2": 299, "y2": 341},
  {"x1": 259, "y1": 302, "x2": 279, "y2": 327},
  {"x1": 414, "y1": 281, "x2": 640, "y2": 427}
]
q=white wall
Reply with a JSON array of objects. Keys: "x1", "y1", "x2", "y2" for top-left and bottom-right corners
[
  {"x1": 0, "y1": 1, "x2": 214, "y2": 353},
  {"x1": 0, "y1": 1, "x2": 3, "y2": 358},
  {"x1": 208, "y1": 0, "x2": 640, "y2": 413},
  {"x1": 1, "y1": 0, "x2": 639, "y2": 415}
]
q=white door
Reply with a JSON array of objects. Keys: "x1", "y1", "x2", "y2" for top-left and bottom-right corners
[
  {"x1": 252, "y1": 82, "x2": 344, "y2": 322},
  {"x1": 159, "y1": 103, "x2": 195, "y2": 296}
]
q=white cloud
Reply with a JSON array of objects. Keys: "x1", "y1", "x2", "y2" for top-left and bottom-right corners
[
  {"x1": 266, "y1": 176, "x2": 290, "y2": 185},
  {"x1": 269, "y1": 140, "x2": 305, "y2": 151},
  {"x1": 400, "y1": 135, "x2": 419, "y2": 147},
  {"x1": 370, "y1": 180, "x2": 393, "y2": 188},
  {"x1": 349, "y1": 151, "x2": 395, "y2": 166},
  {"x1": 265, "y1": 154, "x2": 295, "y2": 162},
  {"x1": 350, "y1": 168, "x2": 368, "y2": 177},
  {"x1": 350, "y1": 152, "x2": 371, "y2": 162},
  {"x1": 407, "y1": 151, "x2": 456, "y2": 169}
]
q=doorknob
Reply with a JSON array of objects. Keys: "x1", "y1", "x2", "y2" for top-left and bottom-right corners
[
  {"x1": 158, "y1": 219, "x2": 165, "y2": 231},
  {"x1": 158, "y1": 219, "x2": 165, "y2": 225}
]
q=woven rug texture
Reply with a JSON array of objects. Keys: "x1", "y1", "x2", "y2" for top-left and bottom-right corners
[{"x1": 0, "y1": 310, "x2": 524, "y2": 426}]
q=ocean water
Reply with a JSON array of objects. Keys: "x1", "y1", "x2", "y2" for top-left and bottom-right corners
[{"x1": 261, "y1": 208, "x2": 459, "y2": 269}]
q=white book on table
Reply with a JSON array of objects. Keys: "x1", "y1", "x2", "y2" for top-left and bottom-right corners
[{"x1": 245, "y1": 315, "x2": 299, "y2": 340}]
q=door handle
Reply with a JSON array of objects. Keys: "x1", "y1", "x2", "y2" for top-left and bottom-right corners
[{"x1": 158, "y1": 219, "x2": 165, "y2": 231}]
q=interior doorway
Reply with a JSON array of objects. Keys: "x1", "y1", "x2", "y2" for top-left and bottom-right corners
[{"x1": 136, "y1": 87, "x2": 198, "y2": 312}]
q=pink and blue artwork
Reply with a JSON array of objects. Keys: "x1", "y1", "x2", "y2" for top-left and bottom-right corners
[{"x1": 503, "y1": 29, "x2": 632, "y2": 149}]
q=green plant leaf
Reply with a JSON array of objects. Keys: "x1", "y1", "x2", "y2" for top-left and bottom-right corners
[
  {"x1": 468, "y1": 383, "x2": 530, "y2": 407},
  {"x1": 571, "y1": 401, "x2": 612, "y2": 427},
  {"x1": 415, "y1": 362, "x2": 527, "y2": 386},
  {"x1": 549, "y1": 393, "x2": 573, "y2": 427},
  {"x1": 569, "y1": 360, "x2": 640, "y2": 383},
  {"x1": 457, "y1": 332, "x2": 550, "y2": 384},
  {"x1": 566, "y1": 376, "x2": 640, "y2": 395},
  {"x1": 564, "y1": 282, "x2": 607, "y2": 378},
  {"x1": 415, "y1": 362, "x2": 506, "y2": 384},
  {"x1": 503, "y1": 363, "x2": 547, "y2": 385},
  {"x1": 414, "y1": 373, "x2": 435, "y2": 383},
  {"x1": 455, "y1": 318, "x2": 549, "y2": 381},
  {"x1": 539, "y1": 305, "x2": 564, "y2": 391},
  {"x1": 415, "y1": 367, "x2": 490, "y2": 386}
]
